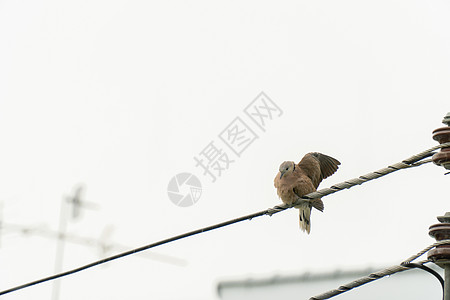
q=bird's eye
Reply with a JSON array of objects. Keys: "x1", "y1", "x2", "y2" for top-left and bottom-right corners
[{"x1": 285, "y1": 167, "x2": 288, "y2": 170}]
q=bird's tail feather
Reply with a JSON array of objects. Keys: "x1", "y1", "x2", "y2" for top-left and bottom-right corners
[
  {"x1": 297, "y1": 202, "x2": 311, "y2": 234},
  {"x1": 296, "y1": 199, "x2": 323, "y2": 234}
]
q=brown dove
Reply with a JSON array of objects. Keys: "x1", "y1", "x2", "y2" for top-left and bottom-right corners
[{"x1": 274, "y1": 152, "x2": 340, "y2": 233}]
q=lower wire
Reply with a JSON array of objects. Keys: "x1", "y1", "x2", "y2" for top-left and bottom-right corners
[{"x1": 402, "y1": 262, "x2": 444, "y2": 300}]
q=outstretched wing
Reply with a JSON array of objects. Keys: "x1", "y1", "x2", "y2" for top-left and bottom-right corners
[
  {"x1": 298, "y1": 152, "x2": 340, "y2": 188},
  {"x1": 311, "y1": 152, "x2": 340, "y2": 180}
]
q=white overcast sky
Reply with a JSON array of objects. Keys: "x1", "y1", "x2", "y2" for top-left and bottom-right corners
[{"x1": 0, "y1": 1, "x2": 449, "y2": 299}]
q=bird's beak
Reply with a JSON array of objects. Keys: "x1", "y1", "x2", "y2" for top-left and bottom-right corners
[{"x1": 280, "y1": 172, "x2": 284, "y2": 179}]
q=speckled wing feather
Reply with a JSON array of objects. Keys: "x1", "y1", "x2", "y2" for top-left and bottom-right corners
[
  {"x1": 311, "y1": 152, "x2": 341, "y2": 180},
  {"x1": 299, "y1": 152, "x2": 340, "y2": 188}
]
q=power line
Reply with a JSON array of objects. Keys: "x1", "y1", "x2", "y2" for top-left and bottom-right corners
[
  {"x1": 403, "y1": 239, "x2": 450, "y2": 264},
  {"x1": 401, "y1": 263, "x2": 444, "y2": 294},
  {"x1": 0, "y1": 210, "x2": 267, "y2": 296},
  {"x1": 0, "y1": 142, "x2": 449, "y2": 297},
  {"x1": 309, "y1": 260, "x2": 430, "y2": 300},
  {"x1": 309, "y1": 239, "x2": 450, "y2": 300}
]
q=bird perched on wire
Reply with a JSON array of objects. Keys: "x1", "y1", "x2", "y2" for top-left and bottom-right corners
[{"x1": 274, "y1": 152, "x2": 340, "y2": 234}]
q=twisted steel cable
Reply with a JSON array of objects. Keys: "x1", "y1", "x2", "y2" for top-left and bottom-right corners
[{"x1": 310, "y1": 240, "x2": 450, "y2": 300}]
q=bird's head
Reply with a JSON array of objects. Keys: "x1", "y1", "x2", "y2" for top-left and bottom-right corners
[{"x1": 279, "y1": 161, "x2": 295, "y2": 179}]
